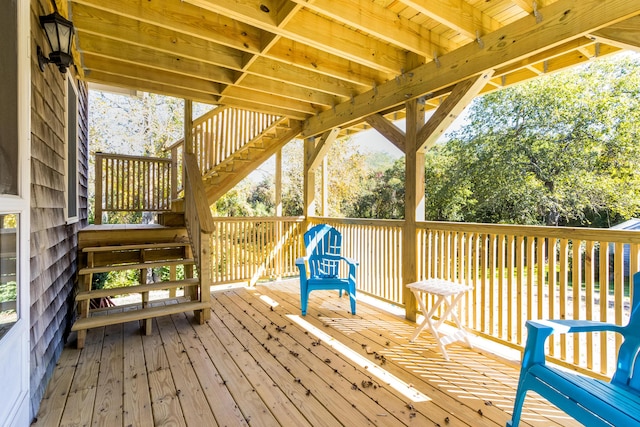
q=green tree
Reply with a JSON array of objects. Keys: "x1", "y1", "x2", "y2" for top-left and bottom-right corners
[{"x1": 441, "y1": 53, "x2": 640, "y2": 226}]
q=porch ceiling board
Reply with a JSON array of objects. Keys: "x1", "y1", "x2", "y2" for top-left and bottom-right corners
[
  {"x1": 83, "y1": 54, "x2": 224, "y2": 95},
  {"x1": 70, "y1": 0, "x2": 640, "y2": 136}
]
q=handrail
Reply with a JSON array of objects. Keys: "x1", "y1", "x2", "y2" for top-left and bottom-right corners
[
  {"x1": 167, "y1": 107, "x2": 281, "y2": 178},
  {"x1": 183, "y1": 153, "x2": 215, "y2": 234}
]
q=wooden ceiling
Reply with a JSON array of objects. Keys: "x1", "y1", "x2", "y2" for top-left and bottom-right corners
[{"x1": 69, "y1": 0, "x2": 640, "y2": 138}]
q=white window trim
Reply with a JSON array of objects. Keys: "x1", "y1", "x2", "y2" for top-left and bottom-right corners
[
  {"x1": 65, "y1": 76, "x2": 79, "y2": 223},
  {"x1": 0, "y1": 0, "x2": 31, "y2": 424}
]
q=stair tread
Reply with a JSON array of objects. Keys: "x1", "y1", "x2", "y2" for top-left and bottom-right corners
[
  {"x1": 76, "y1": 278, "x2": 200, "y2": 301},
  {"x1": 83, "y1": 241, "x2": 189, "y2": 252},
  {"x1": 79, "y1": 258, "x2": 195, "y2": 275},
  {"x1": 71, "y1": 301, "x2": 209, "y2": 331}
]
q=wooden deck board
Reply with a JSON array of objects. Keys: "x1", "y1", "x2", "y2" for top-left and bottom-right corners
[
  {"x1": 211, "y1": 294, "x2": 374, "y2": 426},
  {"x1": 36, "y1": 279, "x2": 581, "y2": 426},
  {"x1": 92, "y1": 323, "x2": 124, "y2": 426},
  {"x1": 170, "y1": 312, "x2": 249, "y2": 426},
  {"x1": 123, "y1": 319, "x2": 154, "y2": 427},
  {"x1": 156, "y1": 313, "x2": 219, "y2": 426},
  {"x1": 257, "y1": 284, "x2": 503, "y2": 426},
  {"x1": 216, "y1": 290, "x2": 429, "y2": 426}
]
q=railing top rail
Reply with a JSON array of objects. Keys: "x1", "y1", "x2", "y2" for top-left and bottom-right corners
[
  {"x1": 164, "y1": 138, "x2": 184, "y2": 152},
  {"x1": 192, "y1": 105, "x2": 229, "y2": 127},
  {"x1": 184, "y1": 153, "x2": 216, "y2": 233},
  {"x1": 95, "y1": 152, "x2": 172, "y2": 163},
  {"x1": 309, "y1": 216, "x2": 405, "y2": 228},
  {"x1": 211, "y1": 216, "x2": 304, "y2": 223},
  {"x1": 418, "y1": 220, "x2": 640, "y2": 243}
]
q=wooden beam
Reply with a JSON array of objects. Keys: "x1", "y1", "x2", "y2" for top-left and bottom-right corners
[
  {"x1": 364, "y1": 114, "x2": 406, "y2": 153},
  {"x1": 77, "y1": 31, "x2": 238, "y2": 84},
  {"x1": 308, "y1": 128, "x2": 341, "y2": 171},
  {"x1": 290, "y1": 0, "x2": 454, "y2": 58},
  {"x1": 184, "y1": 0, "x2": 407, "y2": 74},
  {"x1": 72, "y1": 3, "x2": 246, "y2": 70},
  {"x1": 248, "y1": 57, "x2": 366, "y2": 99},
  {"x1": 72, "y1": 0, "x2": 265, "y2": 54},
  {"x1": 301, "y1": 0, "x2": 640, "y2": 137},
  {"x1": 418, "y1": 70, "x2": 494, "y2": 151},
  {"x1": 590, "y1": 16, "x2": 640, "y2": 51}
]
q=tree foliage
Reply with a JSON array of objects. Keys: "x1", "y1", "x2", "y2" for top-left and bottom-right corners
[
  {"x1": 351, "y1": 53, "x2": 640, "y2": 226},
  {"x1": 437, "y1": 53, "x2": 640, "y2": 226}
]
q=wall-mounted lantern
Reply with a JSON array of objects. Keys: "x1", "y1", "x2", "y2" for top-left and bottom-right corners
[{"x1": 37, "y1": 11, "x2": 75, "y2": 73}]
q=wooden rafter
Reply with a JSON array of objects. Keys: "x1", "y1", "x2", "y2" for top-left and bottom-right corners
[
  {"x1": 69, "y1": 0, "x2": 640, "y2": 133},
  {"x1": 301, "y1": 0, "x2": 640, "y2": 137}
]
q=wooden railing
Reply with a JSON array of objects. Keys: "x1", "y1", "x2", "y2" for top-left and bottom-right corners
[
  {"x1": 183, "y1": 153, "x2": 215, "y2": 322},
  {"x1": 209, "y1": 216, "x2": 304, "y2": 286},
  {"x1": 307, "y1": 217, "x2": 639, "y2": 378},
  {"x1": 94, "y1": 152, "x2": 173, "y2": 224},
  {"x1": 168, "y1": 107, "x2": 281, "y2": 179},
  {"x1": 417, "y1": 222, "x2": 639, "y2": 376}
]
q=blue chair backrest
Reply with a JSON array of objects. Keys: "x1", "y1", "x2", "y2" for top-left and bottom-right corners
[
  {"x1": 304, "y1": 224, "x2": 342, "y2": 278},
  {"x1": 612, "y1": 273, "x2": 640, "y2": 390}
]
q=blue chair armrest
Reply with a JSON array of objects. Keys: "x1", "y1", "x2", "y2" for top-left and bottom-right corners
[
  {"x1": 343, "y1": 256, "x2": 359, "y2": 267},
  {"x1": 295, "y1": 256, "x2": 308, "y2": 266},
  {"x1": 522, "y1": 319, "x2": 625, "y2": 369}
]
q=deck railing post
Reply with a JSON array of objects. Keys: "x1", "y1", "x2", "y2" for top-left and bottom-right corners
[{"x1": 402, "y1": 99, "x2": 425, "y2": 322}]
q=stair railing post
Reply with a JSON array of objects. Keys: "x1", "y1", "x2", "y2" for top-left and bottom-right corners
[{"x1": 94, "y1": 152, "x2": 103, "y2": 225}]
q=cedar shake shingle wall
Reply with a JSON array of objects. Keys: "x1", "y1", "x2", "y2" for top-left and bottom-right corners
[{"x1": 29, "y1": 0, "x2": 89, "y2": 418}]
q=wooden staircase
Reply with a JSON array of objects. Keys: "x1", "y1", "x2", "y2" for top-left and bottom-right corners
[
  {"x1": 202, "y1": 117, "x2": 302, "y2": 204},
  {"x1": 167, "y1": 107, "x2": 302, "y2": 206},
  {"x1": 72, "y1": 222, "x2": 208, "y2": 348}
]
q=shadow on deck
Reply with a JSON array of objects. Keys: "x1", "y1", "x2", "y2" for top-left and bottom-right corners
[{"x1": 33, "y1": 280, "x2": 578, "y2": 426}]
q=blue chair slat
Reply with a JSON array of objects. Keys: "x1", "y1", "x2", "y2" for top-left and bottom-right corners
[
  {"x1": 295, "y1": 224, "x2": 358, "y2": 316},
  {"x1": 507, "y1": 272, "x2": 640, "y2": 427}
]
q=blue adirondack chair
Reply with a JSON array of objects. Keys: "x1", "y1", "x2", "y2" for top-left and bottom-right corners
[
  {"x1": 507, "y1": 272, "x2": 640, "y2": 427},
  {"x1": 295, "y1": 224, "x2": 358, "y2": 316}
]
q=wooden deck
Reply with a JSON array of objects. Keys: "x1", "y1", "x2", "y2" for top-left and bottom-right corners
[{"x1": 33, "y1": 280, "x2": 579, "y2": 427}]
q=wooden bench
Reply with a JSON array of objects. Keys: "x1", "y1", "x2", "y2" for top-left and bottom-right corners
[{"x1": 507, "y1": 272, "x2": 640, "y2": 427}]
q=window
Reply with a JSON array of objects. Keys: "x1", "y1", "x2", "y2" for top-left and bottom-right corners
[
  {"x1": 0, "y1": 215, "x2": 18, "y2": 340},
  {"x1": 66, "y1": 78, "x2": 79, "y2": 221}
]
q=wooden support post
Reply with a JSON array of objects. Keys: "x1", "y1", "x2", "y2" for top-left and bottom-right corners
[
  {"x1": 140, "y1": 266, "x2": 152, "y2": 335},
  {"x1": 275, "y1": 149, "x2": 284, "y2": 278},
  {"x1": 403, "y1": 99, "x2": 426, "y2": 322},
  {"x1": 169, "y1": 265, "x2": 177, "y2": 298},
  {"x1": 94, "y1": 154, "x2": 103, "y2": 225},
  {"x1": 275, "y1": 149, "x2": 283, "y2": 217},
  {"x1": 77, "y1": 273, "x2": 92, "y2": 348},
  {"x1": 196, "y1": 232, "x2": 212, "y2": 324},
  {"x1": 184, "y1": 99, "x2": 193, "y2": 155},
  {"x1": 303, "y1": 137, "x2": 317, "y2": 221},
  {"x1": 321, "y1": 157, "x2": 328, "y2": 217},
  {"x1": 170, "y1": 149, "x2": 178, "y2": 203},
  {"x1": 184, "y1": 241, "x2": 196, "y2": 301}
]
